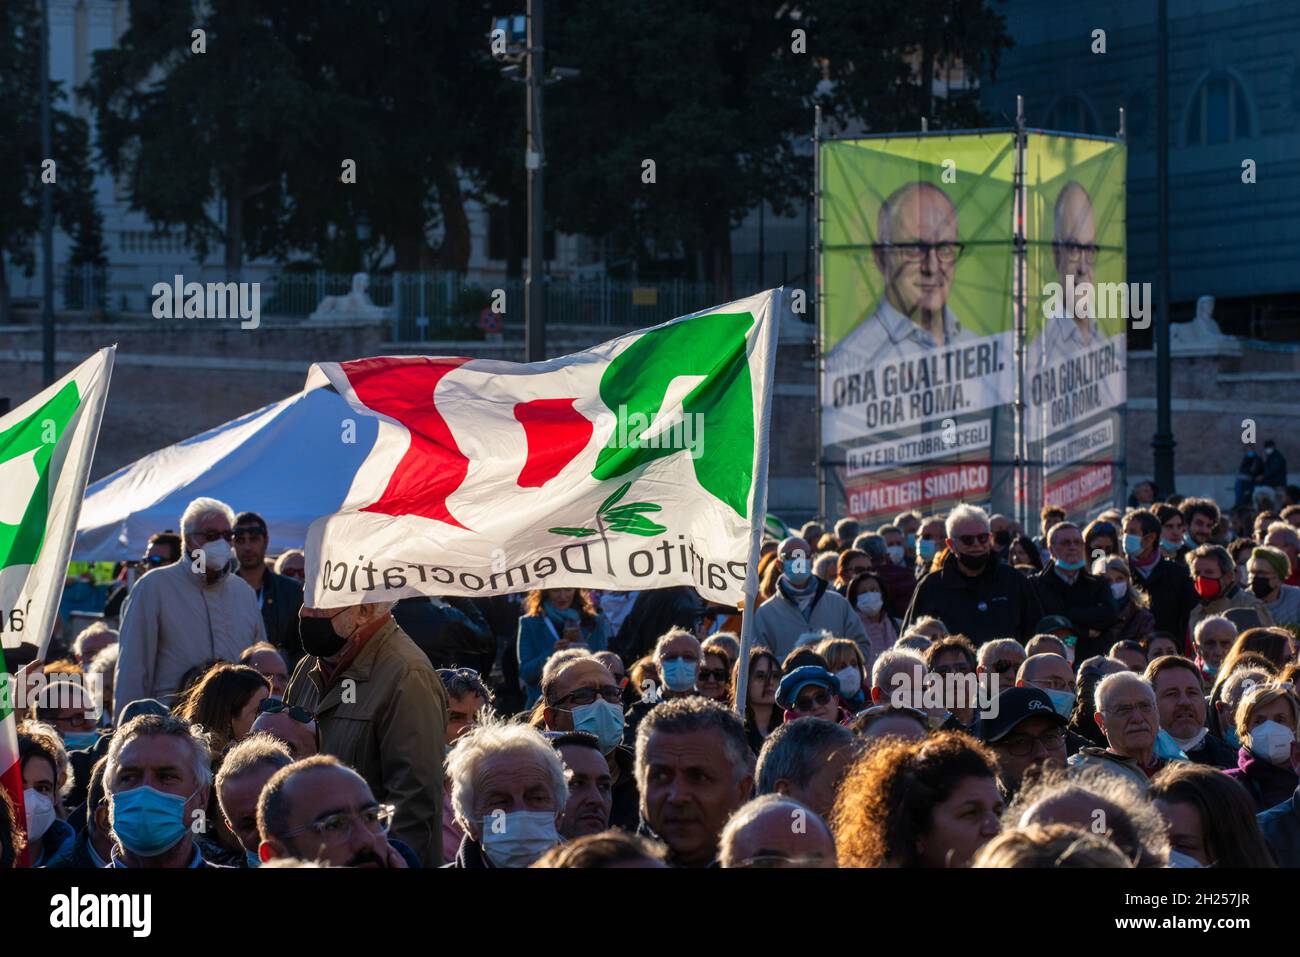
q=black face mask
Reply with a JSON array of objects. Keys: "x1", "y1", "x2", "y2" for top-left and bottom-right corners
[
  {"x1": 299, "y1": 610, "x2": 350, "y2": 657},
  {"x1": 957, "y1": 551, "x2": 990, "y2": 572},
  {"x1": 1250, "y1": 578, "x2": 1275, "y2": 600}
]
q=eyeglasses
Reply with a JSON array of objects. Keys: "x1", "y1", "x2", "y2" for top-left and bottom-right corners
[
  {"x1": 876, "y1": 241, "x2": 965, "y2": 263},
  {"x1": 197, "y1": 529, "x2": 234, "y2": 542},
  {"x1": 991, "y1": 660, "x2": 1022, "y2": 674},
  {"x1": 795, "y1": 689, "x2": 833, "y2": 711},
  {"x1": 956, "y1": 533, "x2": 991, "y2": 547},
  {"x1": 282, "y1": 804, "x2": 395, "y2": 845},
  {"x1": 258, "y1": 698, "x2": 315, "y2": 724},
  {"x1": 998, "y1": 728, "x2": 1067, "y2": 756},
  {"x1": 555, "y1": 685, "x2": 623, "y2": 707},
  {"x1": 1103, "y1": 701, "x2": 1156, "y2": 718},
  {"x1": 1054, "y1": 241, "x2": 1100, "y2": 264},
  {"x1": 731, "y1": 854, "x2": 829, "y2": 868},
  {"x1": 698, "y1": 668, "x2": 729, "y2": 682}
]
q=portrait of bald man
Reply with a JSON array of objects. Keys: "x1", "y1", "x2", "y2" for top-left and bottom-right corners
[
  {"x1": 1043, "y1": 180, "x2": 1101, "y2": 357},
  {"x1": 828, "y1": 181, "x2": 970, "y2": 374}
]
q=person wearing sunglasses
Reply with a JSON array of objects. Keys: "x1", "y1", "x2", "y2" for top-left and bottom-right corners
[
  {"x1": 902, "y1": 503, "x2": 1044, "y2": 647},
  {"x1": 257, "y1": 754, "x2": 410, "y2": 868},
  {"x1": 251, "y1": 697, "x2": 320, "y2": 759},
  {"x1": 696, "y1": 648, "x2": 733, "y2": 704},
  {"x1": 776, "y1": 666, "x2": 845, "y2": 725},
  {"x1": 114, "y1": 497, "x2": 267, "y2": 716}
]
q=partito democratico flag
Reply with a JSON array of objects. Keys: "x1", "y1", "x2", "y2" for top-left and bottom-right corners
[{"x1": 304, "y1": 290, "x2": 780, "y2": 609}]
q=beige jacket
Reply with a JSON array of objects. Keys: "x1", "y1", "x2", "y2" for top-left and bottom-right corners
[
  {"x1": 287, "y1": 617, "x2": 448, "y2": 866},
  {"x1": 114, "y1": 560, "x2": 266, "y2": 715}
]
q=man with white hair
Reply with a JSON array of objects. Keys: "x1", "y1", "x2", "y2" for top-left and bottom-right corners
[
  {"x1": 753, "y1": 536, "x2": 867, "y2": 661},
  {"x1": 287, "y1": 596, "x2": 448, "y2": 866},
  {"x1": 114, "y1": 497, "x2": 266, "y2": 714},
  {"x1": 444, "y1": 718, "x2": 566, "y2": 868},
  {"x1": 870, "y1": 648, "x2": 927, "y2": 707},
  {"x1": 977, "y1": 637, "x2": 1027, "y2": 696},
  {"x1": 102, "y1": 713, "x2": 225, "y2": 868},
  {"x1": 1067, "y1": 671, "x2": 1164, "y2": 791},
  {"x1": 719, "y1": 794, "x2": 837, "y2": 868},
  {"x1": 902, "y1": 503, "x2": 1044, "y2": 645},
  {"x1": 73, "y1": 621, "x2": 117, "y2": 668}
]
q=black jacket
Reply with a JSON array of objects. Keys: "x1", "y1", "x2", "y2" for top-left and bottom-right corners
[
  {"x1": 1128, "y1": 555, "x2": 1198, "y2": 643},
  {"x1": 609, "y1": 745, "x2": 641, "y2": 832},
  {"x1": 258, "y1": 568, "x2": 305, "y2": 666},
  {"x1": 1258, "y1": 788, "x2": 1300, "y2": 867},
  {"x1": 1185, "y1": 732, "x2": 1238, "y2": 770},
  {"x1": 443, "y1": 834, "x2": 492, "y2": 868},
  {"x1": 902, "y1": 552, "x2": 1044, "y2": 646},
  {"x1": 393, "y1": 596, "x2": 496, "y2": 673},
  {"x1": 613, "y1": 587, "x2": 704, "y2": 663},
  {"x1": 1032, "y1": 563, "x2": 1119, "y2": 662}
]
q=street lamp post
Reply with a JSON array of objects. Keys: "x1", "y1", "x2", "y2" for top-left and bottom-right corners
[
  {"x1": 525, "y1": 0, "x2": 545, "y2": 362},
  {"x1": 41, "y1": 0, "x2": 55, "y2": 385},
  {"x1": 1152, "y1": 0, "x2": 1175, "y2": 494}
]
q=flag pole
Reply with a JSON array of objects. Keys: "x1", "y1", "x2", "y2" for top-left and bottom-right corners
[
  {"x1": 734, "y1": 290, "x2": 781, "y2": 717},
  {"x1": 34, "y1": 347, "x2": 116, "y2": 661}
]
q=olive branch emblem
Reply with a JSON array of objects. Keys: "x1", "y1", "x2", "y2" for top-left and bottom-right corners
[{"x1": 549, "y1": 481, "x2": 666, "y2": 575}]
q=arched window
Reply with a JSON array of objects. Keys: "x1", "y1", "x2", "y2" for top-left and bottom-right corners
[
  {"x1": 1045, "y1": 95, "x2": 1100, "y2": 135},
  {"x1": 1184, "y1": 72, "x2": 1252, "y2": 145}
]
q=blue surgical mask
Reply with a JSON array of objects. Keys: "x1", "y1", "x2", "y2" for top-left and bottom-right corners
[
  {"x1": 571, "y1": 698, "x2": 625, "y2": 754},
  {"x1": 1154, "y1": 728, "x2": 1189, "y2": 762},
  {"x1": 1056, "y1": 557, "x2": 1086, "y2": 572},
  {"x1": 1124, "y1": 534, "x2": 1144, "y2": 556},
  {"x1": 1160, "y1": 537, "x2": 1180, "y2": 553},
  {"x1": 1223, "y1": 725, "x2": 1240, "y2": 749},
  {"x1": 661, "y1": 657, "x2": 698, "y2": 693},
  {"x1": 1044, "y1": 688, "x2": 1076, "y2": 719},
  {"x1": 1184, "y1": 533, "x2": 1197, "y2": 550},
  {"x1": 110, "y1": 785, "x2": 193, "y2": 857},
  {"x1": 480, "y1": 810, "x2": 559, "y2": 868},
  {"x1": 62, "y1": 731, "x2": 100, "y2": 751},
  {"x1": 245, "y1": 848, "x2": 261, "y2": 868},
  {"x1": 905, "y1": 532, "x2": 917, "y2": 550},
  {"x1": 919, "y1": 539, "x2": 938, "y2": 562}
]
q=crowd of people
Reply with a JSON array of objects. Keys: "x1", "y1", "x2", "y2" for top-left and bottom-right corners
[{"x1": 7, "y1": 487, "x2": 1300, "y2": 870}]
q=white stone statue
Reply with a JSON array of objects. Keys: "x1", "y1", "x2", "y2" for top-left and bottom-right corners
[
  {"x1": 1170, "y1": 294, "x2": 1240, "y2": 355},
  {"x1": 306, "y1": 272, "x2": 390, "y2": 322}
]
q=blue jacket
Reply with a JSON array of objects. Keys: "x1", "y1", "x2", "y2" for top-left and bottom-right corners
[
  {"x1": 1258, "y1": 788, "x2": 1300, "y2": 867},
  {"x1": 517, "y1": 612, "x2": 610, "y2": 707}
]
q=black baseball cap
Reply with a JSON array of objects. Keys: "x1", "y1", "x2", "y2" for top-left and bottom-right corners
[{"x1": 978, "y1": 686, "x2": 1067, "y2": 743}]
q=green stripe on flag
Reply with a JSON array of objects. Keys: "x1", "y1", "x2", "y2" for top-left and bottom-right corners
[{"x1": 0, "y1": 381, "x2": 81, "y2": 571}]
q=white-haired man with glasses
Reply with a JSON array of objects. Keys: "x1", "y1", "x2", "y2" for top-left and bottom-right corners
[
  {"x1": 114, "y1": 496, "x2": 266, "y2": 714},
  {"x1": 1068, "y1": 671, "x2": 1165, "y2": 792},
  {"x1": 257, "y1": 754, "x2": 409, "y2": 868},
  {"x1": 902, "y1": 503, "x2": 1044, "y2": 646},
  {"x1": 827, "y1": 181, "x2": 970, "y2": 380}
]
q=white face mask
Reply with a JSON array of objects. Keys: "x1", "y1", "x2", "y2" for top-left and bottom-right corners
[
  {"x1": 197, "y1": 538, "x2": 234, "y2": 576},
  {"x1": 1109, "y1": 581, "x2": 1127, "y2": 600},
  {"x1": 856, "y1": 592, "x2": 883, "y2": 616},
  {"x1": 886, "y1": 545, "x2": 905, "y2": 565},
  {"x1": 1246, "y1": 720, "x2": 1297, "y2": 766},
  {"x1": 835, "y1": 666, "x2": 862, "y2": 697},
  {"x1": 480, "y1": 810, "x2": 559, "y2": 868},
  {"x1": 24, "y1": 789, "x2": 55, "y2": 843}
]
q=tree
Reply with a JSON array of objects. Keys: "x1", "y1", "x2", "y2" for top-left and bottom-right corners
[
  {"x1": 0, "y1": 0, "x2": 103, "y2": 322},
  {"x1": 82, "y1": 0, "x2": 319, "y2": 278},
  {"x1": 544, "y1": 0, "x2": 816, "y2": 295},
  {"x1": 811, "y1": 0, "x2": 1015, "y2": 134}
]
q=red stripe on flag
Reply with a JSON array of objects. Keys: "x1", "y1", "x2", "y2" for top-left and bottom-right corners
[
  {"x1": 513, "y1": 398, "x2": 592, "y2": 488},
  {"x1": 342, "y1": 356, "x2": 473, "y2": 526}
]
